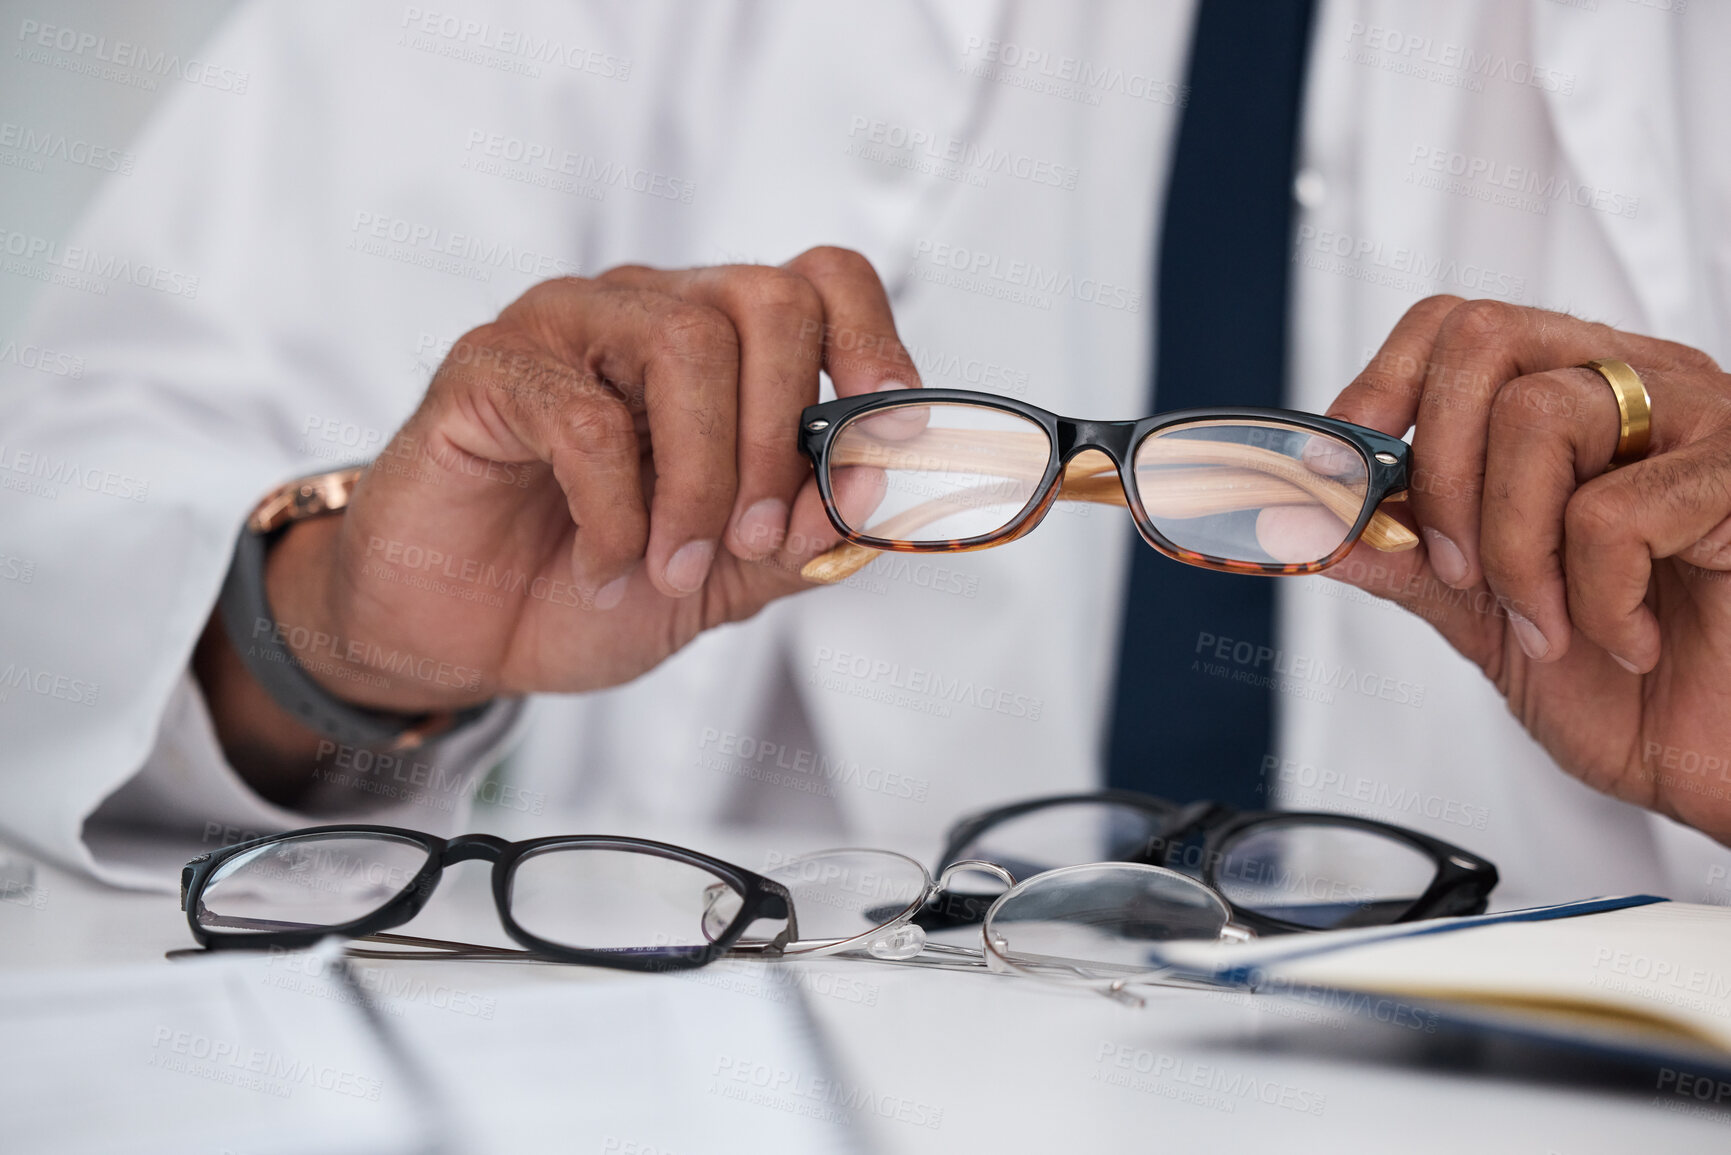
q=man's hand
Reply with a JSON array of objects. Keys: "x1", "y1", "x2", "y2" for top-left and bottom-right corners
[
  {"x1": 1324, "y1": 296, "x2": 1731, "y2": 843},
  {"x1": 198, "y1": 248, "x2": 919, "y2": 795}
]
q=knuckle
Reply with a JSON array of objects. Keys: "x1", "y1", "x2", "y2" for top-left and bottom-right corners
[
  {"x1": 734, "y1": 266, "x2": 823, "y2": 319},
  {"x1": 580, "y1": 509, "x2": 646, "y2": 559},
  {"x1": 1564, "y1": 484, "x2": 1628, "y2": 549},
  {"x1": 1440, "y1": 298, "x2": 1516, "y2": 347},
  {"x1": 1562, "y1": 571, "x2": 1615, "y2": 639},
  {"x1": 1487, "y1": 377, "x2": 1529, "y2": 420},
  {"x1": 1405, "y1": 456, "x2": 1479, "y2": 503},
  {"x1": 557, "y1": 396, "x2": 637, "y2": 459},
  {"x1": 656, "y1": 303, "x2": 739, "y2": 365},
  {"x1": 500, "y1": 279, "x2": 600, "y2": 363},
  {"x1": 1408, "y1": 294, "x2": 1465, "y2": 324},
  {"x1": 1651, "y1": 338, "x2": 1719, "y2": 374},
  {"x1": 1490, "y1": 372, "x2": 1570, "y2": 427},
  {"x1": 740, "y1": 426, "x2": 794, "y2": 468},
  {"x1": 1662, "y1": 455, "x2": 1731, "y2": 527},
  {"x1": 428, "y1": 327, "x2": 501, "y2": 387},
  {"x1": 1345, "y1": 367, "x2": 1419, "y2": 409},
  {"x1": 1671, "y1": 345, "x2": 1718, "y2": 373},
  {"x1": 794, "y1": 244, "x2": 877, "y2": 282},
  {"x1": 1479, "y1": 525, "x2": 1541, "y2": 592},
  {"x1": 597, "y1": 514, "x2": 649, "y2": 557},
  {"x1": 435, "y1": 329, "x2": 556, "y2": 400},
  {"x1": 515, "y1": 276, "x2": 587, "y2": 311},
  {"x1": 1699, "y1": 388, "x2": 1731, "y2": 430},
  {"x1": 452, "y1": 319, "x2": 506, "y2": 349}
]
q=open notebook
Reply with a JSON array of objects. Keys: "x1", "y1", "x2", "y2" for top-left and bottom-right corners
[{"x1": 1149, "y1": 897, "x2": 1731, "y2": 1066}]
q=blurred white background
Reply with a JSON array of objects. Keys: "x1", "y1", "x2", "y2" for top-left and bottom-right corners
[{"x1": 0, "y1": 0, "x2": 233, "y2": 337}]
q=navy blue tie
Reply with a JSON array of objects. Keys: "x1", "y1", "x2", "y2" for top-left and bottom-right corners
[{"x1": 1105, "y1": 0, "x2": 1317, "y2": 808}]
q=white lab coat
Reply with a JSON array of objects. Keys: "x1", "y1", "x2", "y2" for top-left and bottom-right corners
[{"x1": 2, "y1": 0, "x2": 1728, "y2": 903}]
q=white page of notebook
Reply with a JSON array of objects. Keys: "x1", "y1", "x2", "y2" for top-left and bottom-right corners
[{"x1": 1158, "y1": 902, "x2": 1731, "y2": 1052}]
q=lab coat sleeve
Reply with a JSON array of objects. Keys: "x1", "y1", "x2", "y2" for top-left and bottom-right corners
[
  {"x1": 80, "y1": 674, "x2": 527, "y2": 890},
  {"x1": 0, "y1": 1, "x2": 600, "y2": 888}
]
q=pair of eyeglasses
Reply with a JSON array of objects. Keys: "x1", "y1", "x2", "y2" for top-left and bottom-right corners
[
  {"x1": 736, "y1": 851, "x2": 1261, "y2": 1003},
  {"x1": 796, "y1": 388, "x2": 1418, "y2": 583},
  {"x1": 919, "y1": 790, "x2": 1500, "y2": 936},
  {"x1": 179, "y1": 830, "x2": 810, "y2": 971}
]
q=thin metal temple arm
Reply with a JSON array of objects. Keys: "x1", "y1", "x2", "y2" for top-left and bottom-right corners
[{"x1": 344, "y1": 931, "x2": 544, "y2": 962}]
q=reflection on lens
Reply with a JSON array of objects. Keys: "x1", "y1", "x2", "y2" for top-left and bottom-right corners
[
  {"x1": 510, "y1": 845, "x2": 740, "y2": 952},
  {"x1": 1133, "y1": 421, "x2": 1369, "y2": 566},
  {"x1": 949, "y1": 801, "x2": 1173, "y2": 893},
  {"x1": 828, "y1": 402, "x2": 1053, "y2": 544},
  {"x1": 754, "y1": 849, "x2": 931, "y2": 955},
  {"x1": 197, "y1": 833, "x2": 430, "y2": 935},
  {"x1": 1213, "y1": 820, "x2": 1437, "y2": 930},
  {"x1": 984, "y1": 863, "x2": 1231, "y2": 982}
]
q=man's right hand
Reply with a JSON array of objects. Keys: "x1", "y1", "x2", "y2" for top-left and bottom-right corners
[{"x1": 201, "y1": 247, "x2": 921, "y2": 777}]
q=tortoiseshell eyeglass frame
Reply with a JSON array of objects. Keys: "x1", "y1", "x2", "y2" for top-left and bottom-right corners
[{"x1": 798, "y1": 387, "x2": 1415, "y2": 578}]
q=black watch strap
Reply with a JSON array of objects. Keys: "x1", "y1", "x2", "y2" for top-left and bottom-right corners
[{"x1": 217, "y1": 467, "x2": 493, "y2": 751}]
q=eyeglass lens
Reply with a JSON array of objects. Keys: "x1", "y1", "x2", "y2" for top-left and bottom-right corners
[
  {"x1": 195, "y1": 832, "x2": 432, "y2": 934},
  {"x1": 984, "y1": 863, "x2": 1232, "y2": 983},
  {"x1": 949, "y1": 800, "x2": 1170, "y2": 895},
  {"x1": 1131, "y1": 420, "x2": 1370, "y2": 566},
  {"x1": 741, "y1": 849, "x2": 933, "y2": 955},
  {"x1": 1209, "y1": 820, "x2": 1439, "y2": 930},
  {"x1": 826, "y1": 401, "x2": 1052, "y2": 543},
  {"x1": 509, "y1": 844, "x2": 748, "y2": 952}
]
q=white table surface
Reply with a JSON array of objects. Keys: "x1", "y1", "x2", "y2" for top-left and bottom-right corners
[{"x1": 3, "y1": 827, "x2": 1728, "y2": 1155}]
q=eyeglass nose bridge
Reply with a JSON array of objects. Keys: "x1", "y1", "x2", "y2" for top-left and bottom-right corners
[
  {"x1": 1055, "y1": 418, "x2": 1138, "y2": 464},
  {"x1": 440, "y1": 833, "x2": 512, "y2": 865},
  {"x1": 935, "y1": 858, "x2": 1017, "y2": 893}
]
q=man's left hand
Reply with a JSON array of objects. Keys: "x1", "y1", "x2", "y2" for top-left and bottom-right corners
[{"x1": 1326, "y1": 296, "x2": 1731, "y2": 844}]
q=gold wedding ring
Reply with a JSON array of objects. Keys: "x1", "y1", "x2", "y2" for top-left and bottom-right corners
[{"x1": 1581, "y1": 358, "x2": 1651, "y2": 467}]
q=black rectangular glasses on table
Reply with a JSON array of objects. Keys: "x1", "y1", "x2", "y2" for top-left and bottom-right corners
[
  {"x1": 179, "y1": 828, "x2": 799, "y2": 971},
  {"x1": 921, "y1": 790, "x2": 1499, "y2": 935}
]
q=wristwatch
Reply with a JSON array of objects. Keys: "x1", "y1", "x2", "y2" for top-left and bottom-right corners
[{"x1": 217, "y1": 465, "x2": 492, "y2": 750}]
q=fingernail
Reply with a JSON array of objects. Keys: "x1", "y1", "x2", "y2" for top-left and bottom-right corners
[
  {"x1": 665, "y1": 539, "x2": 716, "y2": 594},
  {"x1": 593, "y1": 573, "x2": 631, "y2": 611},
  {"x1": 1507, "y1": 611, "x2": 1550, "y2": 661},
  {"x1": 734, "y1": 498, "x2": 788, "y2": 556},
  {"x1": 1610, "y1": 652, "x2": 1642, "y2": 675},
  {"x1": 1422, "y1": 527, "x2": 1470, "y2": 587},
  {"x1": 876, "y1": 379, "x2": 912, "y2": 393}
]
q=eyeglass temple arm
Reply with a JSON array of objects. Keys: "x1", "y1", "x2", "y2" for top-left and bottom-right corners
[
  {"x1": 802, "y1": 441, "x2": 1416, "y2": 583},
  {"x1": 346, "y1": 931, "x2": 541, "y2": 960}
]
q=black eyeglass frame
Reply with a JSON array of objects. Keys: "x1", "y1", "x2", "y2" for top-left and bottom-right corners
[
  {"x1": 932, "y1": 790, "x2": 1499, "y2": 935},
  {"x1": 179, "y1": 825, "x2": 796, "y2": 972},
  {"x1": 799, "y1": 388, "x2": 1412, "y2": 576}
]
